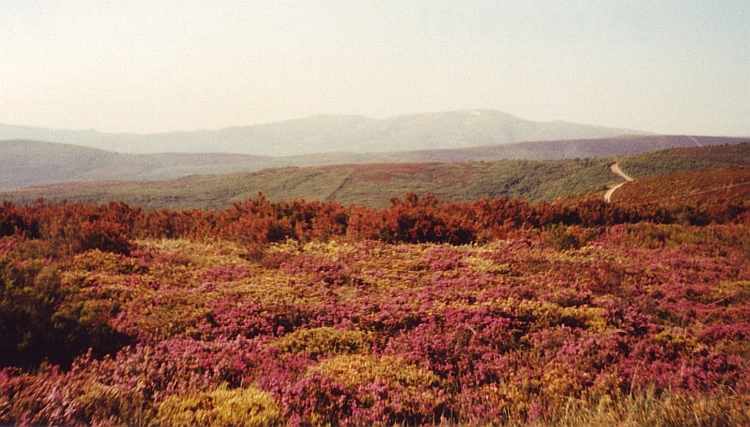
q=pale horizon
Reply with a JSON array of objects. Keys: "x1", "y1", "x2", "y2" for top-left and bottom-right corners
[{"x1": 1, "y1": 1, "x2": 748, "y2": 137}]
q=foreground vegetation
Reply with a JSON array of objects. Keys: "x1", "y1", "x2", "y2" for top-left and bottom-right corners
[{"x1": 0, "y1": 185, "x2": 748, "y2": 426}]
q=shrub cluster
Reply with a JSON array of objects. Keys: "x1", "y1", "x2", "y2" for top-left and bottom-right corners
[
  {"x1": 0, "y1": 192, "x2": 748, "y2": 426},
  {"x1": 1, "y1": 193, "x2": 748, "y2": 252}
]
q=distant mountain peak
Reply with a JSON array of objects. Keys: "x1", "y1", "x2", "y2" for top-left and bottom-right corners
[{"x1": 0, "y1": 110, "x2": 651, "y2": 156}]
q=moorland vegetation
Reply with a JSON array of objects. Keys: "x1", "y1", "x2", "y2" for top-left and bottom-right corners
[{"x1": 1, "y1": 169, "x2": 749, "y2": 426}]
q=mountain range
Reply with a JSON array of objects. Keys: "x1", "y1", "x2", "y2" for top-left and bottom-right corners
[
  {"x1": 0, "y1": 110, "x2": 649, "y2": 156},
  {"x1": 2, "y1": 110, "x2": 748, "y2": 198}
]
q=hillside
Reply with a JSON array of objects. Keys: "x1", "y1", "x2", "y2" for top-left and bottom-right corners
[
  {"x1": 618, "y1": 142, "x2": 750, "y2": 178},
  {"x1": 0, "y1": 140, "x2": 115, "y2": 190},
  {"x1": 0, "y1": 110, "x2": 649, "y2": 156},
  {"x1": 2, "y1": 136, "x2": 747, "y2": 192},
  {"x1": 1, "y1": 158, "x2": 619, "y2": 210},
  {"x1": 3, "y1": 142, "x2": 750, "y2": 210},
  {"x1": 273, "y1": 135, "x2": 748, "y2": 166},
  {"x1": 0, "y1": 140, "x2": 272, "y2": 191},
  {"x1": 611, "y1": 166, "x2": 750, "y2": 206}
]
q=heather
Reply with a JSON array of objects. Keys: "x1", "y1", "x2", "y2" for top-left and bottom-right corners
[{"x1": 0, "y1": 194, "x2": 749, "y2": 426}]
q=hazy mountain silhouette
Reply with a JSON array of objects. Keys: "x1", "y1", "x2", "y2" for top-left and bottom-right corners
[{"x1": 0, "y1": 110, "x2": 650, "y2": 156}]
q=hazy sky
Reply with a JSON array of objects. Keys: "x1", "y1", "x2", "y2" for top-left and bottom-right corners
[{"x1": 1, "y1": 1, "x2": 748, "y2": 136}]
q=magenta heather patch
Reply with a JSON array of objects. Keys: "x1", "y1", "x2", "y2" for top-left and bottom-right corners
[
  {"x1": 201, "y1": 263, "x2": 250, "y2": 281},
  {"x1": 1, "y1": 220, "x2": 749, "y2": 425}
]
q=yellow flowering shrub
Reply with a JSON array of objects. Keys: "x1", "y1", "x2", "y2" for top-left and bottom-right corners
[
  {"x1": 272, "y1": 327, "x2": 371, "y2": 359},
  {"x1": 292, "y1": 354, "x2": 447, "y2": 426},
  {"x1": 153, "y1": 385, "x2": 282, "y2": 427}
]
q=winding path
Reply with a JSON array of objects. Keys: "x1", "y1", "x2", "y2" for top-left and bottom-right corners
[{"x1": 604, "y1": 163, "x2": 634, "y2": 203}]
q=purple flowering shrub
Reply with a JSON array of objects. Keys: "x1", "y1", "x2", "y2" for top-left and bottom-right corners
[{"x1": 1, "y1": 219, "x2": 749, "y2": 425}]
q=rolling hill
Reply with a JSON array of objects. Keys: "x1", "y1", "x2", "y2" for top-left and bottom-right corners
[
  {"x1": 0, "y1": 158, "x2": 619, "y2": 210},
  {"x1": 611, "y1": 166, "x2": 750, "y2": 205},
  {"x1": 4, "y1": 143, "x2": 749, "y2": 210},
  {"x1": 0, "y1": 110, "x2": 649, "y2": 156},
  {"x1": 0, "y1": 140, "x2": 272, "y2": 191},
  {"x1": 618, "y1": 142, "x2": 750, "y2": 178},
  {"x1": 2, "y1": 136, "x2": 747, "y2": 192},
  {"x1": 320, "y1": 134, "x2": 746, "y2": 164}
]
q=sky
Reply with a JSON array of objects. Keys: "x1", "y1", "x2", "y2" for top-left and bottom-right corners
[{"x1": 0, "y1": 1, "x2": 748, "y2": 136}]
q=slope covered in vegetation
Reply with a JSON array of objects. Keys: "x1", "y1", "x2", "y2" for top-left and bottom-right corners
[
  {"x1": 1, "y1": 158, "x2": 619, "y2": 210},
  {"x1": 0, "y1": 187, "x2": 749, "y2": 426},
  {"x1": 612, "y1": 166, "x2": 750, "y2": 206},
  {"x1": 618, "y1": 142, "x2": 750, "y2": 179},
  {"x1": 3, "y1": 136, "x2": 746, "y2": 193},
  {"x1": 4, "y1": 142, "x2": 749, "y2": 210}
]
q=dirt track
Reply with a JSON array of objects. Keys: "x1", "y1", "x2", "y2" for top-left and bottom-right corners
[{"x1": 604, "y1": 163, "x2": 634, "y2": 202}]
